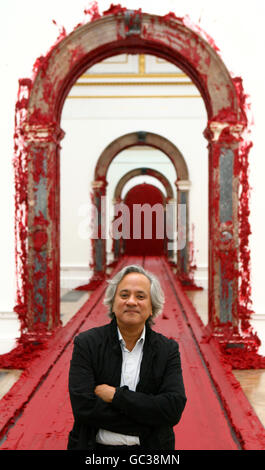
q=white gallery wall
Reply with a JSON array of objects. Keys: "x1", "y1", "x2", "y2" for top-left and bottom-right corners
[
  {"x1": 60, "y1": 91, "x2": 207, "y2": 288},
  {"x1": 1, "y1": 0, "x2": 265, "y2": 353}
]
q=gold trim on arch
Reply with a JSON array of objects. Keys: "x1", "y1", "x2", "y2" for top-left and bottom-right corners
[
  {"x1": 139, "y1": 54, "x2": 146, "y2": 74},
  {"x1": 84, "y1": 54, "x2": 187, "y2": 78}
]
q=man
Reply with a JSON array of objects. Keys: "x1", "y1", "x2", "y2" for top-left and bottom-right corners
[{"x1": 67, "y1": 265, "x2": 186, "y2": 450}]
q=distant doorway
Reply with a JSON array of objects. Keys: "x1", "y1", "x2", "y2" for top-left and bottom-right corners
[{"x1": 124, "y1": 183, "x2": 165, "y2": 256}]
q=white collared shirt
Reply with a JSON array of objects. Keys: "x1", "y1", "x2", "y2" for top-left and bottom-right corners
[{"x1": 96, "y1": 326, "x2": 145, "y2": 446}]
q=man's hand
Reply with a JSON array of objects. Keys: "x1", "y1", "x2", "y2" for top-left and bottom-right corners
[{"x1": 94, "y1": 384, "x2": 116, "y2": 403}]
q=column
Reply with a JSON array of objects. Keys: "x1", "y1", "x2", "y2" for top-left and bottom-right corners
[
  {"x1": 112, "y1": 196, "x2": 122, "y2": 261},
  {"x1": 91, "y1": 179, "x2": 108, "y2": 279},
  {"x1": 175, "y1": 180, "x2": 191, "y2": 281},
  {"x1": 165, "y1": 197, "x2": 176, "y2": 261},
  {"x1": 204, "y1": 121, "x2": 243, "y2": 343},
  {"x1": 19, "y1": 123, "x2": 64, "y2": 337}
]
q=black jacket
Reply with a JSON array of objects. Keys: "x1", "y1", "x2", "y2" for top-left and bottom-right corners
[{"x1": 67, "y1": 317, "x2": 186, "y2": 450}]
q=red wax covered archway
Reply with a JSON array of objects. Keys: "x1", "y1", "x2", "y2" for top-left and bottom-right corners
[
  {"x1": 13, "y1": 8, "x2": 255, "y2": 351},
  {"x1": 112, "y1": 167, "x2": 175, "y2": 261}
]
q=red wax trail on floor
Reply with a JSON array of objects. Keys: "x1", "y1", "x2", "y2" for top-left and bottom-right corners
[
  {"x1": 1, "y1": 257, "x2": 264, "y2": 450},
  {"x1": 144, "y1": 257, "x2": 239, "y2": 450}
]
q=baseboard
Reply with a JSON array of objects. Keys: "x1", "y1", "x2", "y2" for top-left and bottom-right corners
[
  {"x1": 60, "y1": 265, "x2": 93, "y2": 289},
  {"x1": 0, "y1": 312, "x2": 20, "y2": 343},
  {"x1": 251, "y1": 313, "x2": 265, "y2": 320},
  {"x1": 193, "y1": 264, "x2": 208, "y2": 289}
]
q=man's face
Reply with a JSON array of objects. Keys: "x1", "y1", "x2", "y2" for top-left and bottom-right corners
[{"x1": 112, "y1": 272, "x2": 152, "y2": 330}]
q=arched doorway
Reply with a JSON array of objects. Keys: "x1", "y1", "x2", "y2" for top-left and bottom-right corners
[
  {"x1": 14, "y1": 10, "x2": 252, "y2": 348},
  {"x1": 114, "y1": 168, "x2": 174, "y2": 201},
  {"x1": 92, "y1": 134, "x2": 189, "y2": 276},
  {"x1": 123, "y1": 183, "x2": 165, "y2": 256},
  {"x1": 112, "y1": 167, "x2": 175, "y2": 261}
]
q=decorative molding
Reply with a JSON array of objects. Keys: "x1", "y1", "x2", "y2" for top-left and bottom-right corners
[
  {"x1": 207, "y1": 121, "x2": 245, "y2": 142},
  {"x1": 67, "y1": 94, "x2": 201, "y2": 99},
  {"x1": 74, "y1": 81, "x2": 193, "y2": 86},
  {"x1": 82, "y1": 53, "x2": 186, "y2": 78},
  {"x1": 100, "y1": 55, "x2": 129, "y2": 64},
  {"x1": 60, "y1": 267, "x2": 93, "y2": 290},
  {"x1": 91, "y1": 180, "x2": 107, "y2": 189},
  {"x1": 0, "y1": 312, "x2": 19, "y2": 320},
  {"x1": 121, "y1": 145, "x2": 155, "y2": 151},
  {"x1": 251, "y1": 314, "x2": 265, "y2": 321},
  {"x1": 80, "y1": 73, "x2": 188, "y2": 79},
  {"x1": 175, "y1": 179, "x2": 192, "y2": 190},
  {"x1": 22, "y1": 124, "x2": 65, "y2": 143},
  {"x1": 60, "y1": 265, "x2": 92, "y2": 271}
]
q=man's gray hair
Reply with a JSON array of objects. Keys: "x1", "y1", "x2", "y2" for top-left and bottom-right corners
[{"x1": 104, "y1": 264, "x2": 165, "y2": 325}]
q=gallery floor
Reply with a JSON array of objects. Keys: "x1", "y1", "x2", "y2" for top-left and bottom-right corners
[{"x1": 0, "y1": 256, "x2": 264, "y2": 450}]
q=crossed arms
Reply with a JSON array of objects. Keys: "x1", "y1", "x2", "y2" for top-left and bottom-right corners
[{"x1": 69, "y1": 335, "x2": 186, "y2": 435}]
